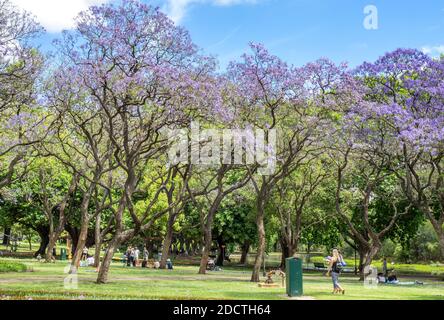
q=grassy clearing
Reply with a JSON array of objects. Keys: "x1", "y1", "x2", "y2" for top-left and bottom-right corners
[{"x1": 0, "y1": 258, "x2": 443, "y2": 300}]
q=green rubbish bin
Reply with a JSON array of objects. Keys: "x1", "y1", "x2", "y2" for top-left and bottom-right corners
[
  {"x1": 286, "y1": 257, "x2": 303, "y2": 297},
  {"x1": 60, "y1": 248, "x2": 67, "y2": 261}
]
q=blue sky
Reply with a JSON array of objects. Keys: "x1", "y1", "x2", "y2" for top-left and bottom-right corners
[{"x1": 14, "y1": 0, "x2": 444, "y2": 70}]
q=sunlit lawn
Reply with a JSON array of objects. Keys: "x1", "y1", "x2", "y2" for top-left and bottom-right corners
[
  {"x1": 0, "y1": 258, "x2": 443, "y2": 300},
  {"x1": 3, "y1": 242, "x2": 443, "y2": 276}
]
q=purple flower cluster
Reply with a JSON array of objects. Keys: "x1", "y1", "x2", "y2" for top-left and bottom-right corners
[{"x1": 353, "y1": 49, "x2": 444, "y2": 150}]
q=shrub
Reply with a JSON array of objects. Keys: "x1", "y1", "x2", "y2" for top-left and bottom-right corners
[{"x1": 0, "y1": 260, "x2": 28, "y2": 273}]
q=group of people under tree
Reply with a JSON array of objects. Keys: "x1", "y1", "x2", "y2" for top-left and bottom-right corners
[
  {"x1": 123, "y1": 246, "x2": 141, "y2": 267},
  {"x1": 0, "y1": 0, "x2": 443, "y2": 285},
  {"x1": 121, "y1": 246, "x2": 173, "y2": 270}
]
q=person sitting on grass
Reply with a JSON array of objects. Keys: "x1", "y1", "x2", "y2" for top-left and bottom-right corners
[
  {"x1": 207, "y1": 259, "x2": 216, "y2": 271},
  {"x1": 387, "y1": 271, "x2": 399, "y2": 284},
  {"x1": 377, "y1": 273, "x2": 387, "y2": 283},
  {"x1": 86, "y1": 255, "x2": 95, "y2": 266},
  {"x1": 383, "y1": 270, "x2": 423, "y2": 286},
  {"x1": 167, "y1": 259, "x2": 173, "y2": 270},
  {"x1": 327, "y1": 249, "x2": 345, "y2": 295}
]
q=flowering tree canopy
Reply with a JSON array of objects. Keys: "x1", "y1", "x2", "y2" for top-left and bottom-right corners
[
  {"x1": 0, "y1": 0, "x2": 44, "y2": 190},
  {"x1": 354, "y1": 49, "x2": 444, "y2": 150}
]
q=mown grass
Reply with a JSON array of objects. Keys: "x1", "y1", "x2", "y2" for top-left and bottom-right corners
[{"x1": 0, "y1": 258, "x2": 443, "y2": 300}]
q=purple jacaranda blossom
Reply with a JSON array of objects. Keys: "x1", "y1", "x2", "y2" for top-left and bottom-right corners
[
  {"x1": 353, "y1": 49, "x2": 444, "y2": 151},
  {"x1": 227, "y1": 42, "x2": 296, "y2": 110},
  {"x1": 48, "y1": 0, "x2": 224, "y2": 133}
]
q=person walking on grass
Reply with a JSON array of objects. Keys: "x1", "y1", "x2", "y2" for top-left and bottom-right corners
[{"x1": 327, "y1": 249, "x2": 345, "y2": 295}]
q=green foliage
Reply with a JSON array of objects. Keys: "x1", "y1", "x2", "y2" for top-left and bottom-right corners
[
  {"x1": 395, "y1": 222, "x2": 442, "y2": 263},
  {"x1": 0, "y1": 260, "x2": 28, "y2": 273},
  {"x1": 214, "y1": 196, "x2": 257, "y2": 247}
]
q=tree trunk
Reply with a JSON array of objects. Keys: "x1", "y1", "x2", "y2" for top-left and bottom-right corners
[
  {"x1": 358, "y1": 247, "x2": 365, "y2": 278},
  {"x1": 45, "y1": 222, "x2": 68, "y2": 262},
  {"x1": 96, "y1": 191, "x2": 133, "y2": 284},
  {"x1": 198, "y1": 196, "x2": 224, "y2": 275},
  {"x1": 437, "y1": 231, "x2": 444, "y2": 262},
  {"x1": 70, "y1": 182, "x2": 96, "y2": 273},
  {"x1": 198, "y1": 223, "x2": 213, "y2": 274},
  {"x1": 45, "y1": 232, "x2": 59, "y2": 262},
  {"x1": 35, "y1": 230, "x2": 49, "y2": 257},
  {"x1": 66, "y1": 226, "x2": 96, "y2": 255},
  {"x1": 359, "y1": 244, "x2": 381, "y2": 281},
  {"x1": 96, "y1": 235, "x2": 121, "y2": 284},
  {"x1": 279, "y1": 237, "x2": 292, "y2": 270},
  {"x1": 240, "y1": 241, "x2": 250, "y2": 265},
  {"x1": 216, "y1": 238, "x2": 225, "y2": 267},
  {"x1": 66, "y1": 224, "x2": 79, "y2": 254},
  {"x1": 251, "y1": 200, "x2": 266, "y2": 282},
  {"x1": 2, "y1": 227, "x2": 11, "y2": 245},
  {"x1": 160, "y1": 213, "x2": 176, "y2": 269},
  {"x1": 70, "y1": 218, "x2": 90, "y2": 273},
  {"x1": 93, "y1": 215, "x2": 102, "y2": 268}
]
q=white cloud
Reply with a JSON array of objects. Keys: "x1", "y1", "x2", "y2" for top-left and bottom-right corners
[
  {"x1": 9, "y1": 0, "x2": 259, "y2": 32},
  {"x1": 164, "y1": 0, "x2": 259, "y2": 23},
  {"x1": 421, "y1": 45, "x2": 444, "y2": 57},
  {"x1": 10, "y1": 0, "x2": 111, "y2": 33}
]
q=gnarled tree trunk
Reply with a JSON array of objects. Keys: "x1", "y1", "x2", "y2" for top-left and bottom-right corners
[
  {"x1": 45, "y1": 231, "x2": 58, "y2": 262},
  {"x1": 359, "y1": 243, "x2": 381, "y2": 281}
]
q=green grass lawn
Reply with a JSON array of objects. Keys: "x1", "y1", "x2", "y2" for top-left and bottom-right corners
[
  {"x1": 3, "y1": 242, "x2": 443, "y2": 277},
  {"x1": 0, "y1": 258, "x2": 443, "y2": 300}
]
